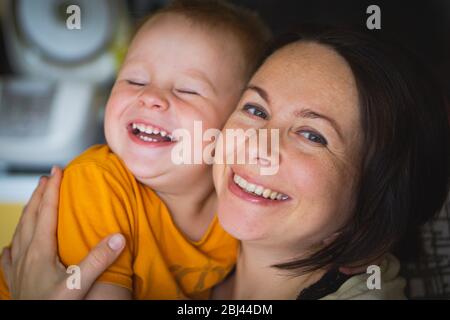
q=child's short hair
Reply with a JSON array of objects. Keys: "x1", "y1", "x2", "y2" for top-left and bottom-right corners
[{"x1": 139, "y1": 0, "x2": 272, "y2": 78}]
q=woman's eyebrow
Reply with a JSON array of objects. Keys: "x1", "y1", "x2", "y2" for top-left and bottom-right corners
[
  {"x1": 295, "y1": 108, "x2": 344, "y2": 142},
  {"x1": 246, "y1": 85, "x2": 345, "y2": 142},
  {"x1": 246, "y1": 84, "x2": 270, "y2": 104}
]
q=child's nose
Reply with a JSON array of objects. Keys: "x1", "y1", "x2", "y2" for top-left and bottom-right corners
[{"x1": 138, "y1": 86, "x2": 169, "y2": 111}]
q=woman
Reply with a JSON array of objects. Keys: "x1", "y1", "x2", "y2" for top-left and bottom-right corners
[{"x1": 2, "y1": 27, "x2": 449, "y2": 299}]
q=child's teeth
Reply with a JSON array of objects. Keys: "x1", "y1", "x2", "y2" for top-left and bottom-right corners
[
  {"x1": 233, "y1": 174, "x2": 288, "y2": 201},
  {"x1": 132, "y1": 123, "x2": 175, "y2": 141}
]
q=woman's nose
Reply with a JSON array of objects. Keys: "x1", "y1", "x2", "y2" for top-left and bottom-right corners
[
  {"x1": 247, "y1": 128, "x2": 281, "y2": 169},
  {"x1": 248, "y1": 143, "x2": 273, "y2": 167},
  {"x1": 138, "y1": 86, "x2": 169, "y2": 111}
]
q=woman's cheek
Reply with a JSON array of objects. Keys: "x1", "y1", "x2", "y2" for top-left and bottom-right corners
[
  {"x1": 286, "y1": 151, "x2": 356, "y2": 236},
  {"x1": 283, "y1": 151, "x2": 327, "y2": 195}
]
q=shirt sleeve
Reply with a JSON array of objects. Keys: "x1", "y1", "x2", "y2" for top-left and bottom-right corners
[{"x1": 57, "y1": 162, "x2": 136, "y2": 291}]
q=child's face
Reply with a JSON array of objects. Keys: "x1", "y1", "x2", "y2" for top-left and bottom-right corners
[{"x1": 104, "y1": 13, "x2": 246, "y2": 191}]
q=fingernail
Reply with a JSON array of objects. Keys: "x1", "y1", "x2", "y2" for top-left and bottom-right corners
[
  {"x1": 50, "y1": 166, "x2": 56, "y2": 176},
  {"x1": 108, "y1": 234, "x2": 125, "y2": 251}
]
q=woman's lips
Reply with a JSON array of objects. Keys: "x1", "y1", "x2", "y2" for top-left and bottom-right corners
[{"x1": 227, "y1": 169, "x2": 290, "y2": 206}]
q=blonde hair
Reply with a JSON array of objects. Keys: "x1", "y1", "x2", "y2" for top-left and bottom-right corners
[{"x1": 137, "y1": 0, "x2": 272, "y2": 78}]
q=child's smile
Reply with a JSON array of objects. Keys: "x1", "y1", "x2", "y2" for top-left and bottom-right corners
[{"x1": 128, "y1": 121, "x2": 176, "y2": 145}]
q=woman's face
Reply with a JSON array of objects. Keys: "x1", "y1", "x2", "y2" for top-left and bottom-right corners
[{"x1": 213, "y1": 42, "x2": 364, "y2": 254}]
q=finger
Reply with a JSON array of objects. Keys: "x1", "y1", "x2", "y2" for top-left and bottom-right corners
[
  {"x1": 34, "y1": 166, "x2": 63, "y2": 252},
  {"x1": 1, "y1": 247, "x2": 13, "y2": 292},
  {"x1": 10, "y1": 177, "x2": 49, "y2": 264},
  {"x1": 18, "y1": 176, "x2": 49, "y2": 251},
  {"x1": 22, "y1": 176, "x2": 49, "y2": 224},
  {"x1": 76, "y1": 234, "x2": 126, "y2": 296}
]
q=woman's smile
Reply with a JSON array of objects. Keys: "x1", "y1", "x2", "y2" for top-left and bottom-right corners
[{"x1": 227, "y1": 166, "x2": 291, "y2": 206}]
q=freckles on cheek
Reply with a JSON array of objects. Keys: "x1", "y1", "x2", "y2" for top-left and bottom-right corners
[
  {"x1": 292, "y1": 155, "x2": 358, "y2": 225},
  {"x1": 285, "y1": 154, "x2": 353, "y2": 217},
  {"x1": 285, "y1": 157, "x2": 326, "y2": 196}
]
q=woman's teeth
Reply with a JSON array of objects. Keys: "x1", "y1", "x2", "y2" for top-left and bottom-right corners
[
  {"x1": 131, "y1": 123, "x2": 175, "y2": 142},
  {"x1": 233, "y1": 174, "x2": 289, "y2": 201}
]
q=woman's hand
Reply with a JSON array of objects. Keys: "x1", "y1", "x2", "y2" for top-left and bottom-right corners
[{"x1": 0, "y1": 167, "x2": 126, "y2": 299}]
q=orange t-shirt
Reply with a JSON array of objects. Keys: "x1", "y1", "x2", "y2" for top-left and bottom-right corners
[{"x1": 0, "y1": 145, "x2": 238, "y2": 300}]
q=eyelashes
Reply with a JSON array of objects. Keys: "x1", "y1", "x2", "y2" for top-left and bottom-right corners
[
  {"x1": 297, "y1": 130, "x2": 328, "y2": 146},
  {"x1": 175, "y1": 89, "x2": 199, "y2": 96},
  {"x1": 126, "y1": 80, "x2": 146, "y2": 86},
  {"x1": 242, "y1": 103, "x2": 269, "y2": 120},
  {"x1": 126, "y1": 80, "x2": 200, "y2": 96},
  {"x1": 241, "y1": 103, "x2": 328, "y2": 146}
]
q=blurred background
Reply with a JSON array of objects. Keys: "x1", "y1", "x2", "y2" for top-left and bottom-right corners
[{"x1": 0, "y1": 0, "x2": 448, "y2": 298}]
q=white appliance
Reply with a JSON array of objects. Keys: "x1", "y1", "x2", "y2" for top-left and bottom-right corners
[{"x1": 0, "y1": 0, "x2": 131, "y2": 169}]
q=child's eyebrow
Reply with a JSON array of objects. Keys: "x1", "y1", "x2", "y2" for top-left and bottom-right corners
[{"x1": 184, "y1": 69, "x2": 217, "y2": 95}]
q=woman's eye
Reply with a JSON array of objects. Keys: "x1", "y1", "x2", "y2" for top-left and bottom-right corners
[
  {"x1": 242, "y1": 103, "x2": 268, "y2": 119},
  {"x1": 176, "y1": 89, "x2": 199, "y2": 95},
  {"x1": 299, "y1": 131, "x2": 328, "y2": 146},
  {"x1": 127, "y1": 80, "x2": 145, "y2": 86}
]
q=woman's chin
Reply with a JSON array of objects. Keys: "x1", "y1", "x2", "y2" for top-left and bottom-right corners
[{"x1": 216, "y1": 202, "x2": 270, "y2": 241}]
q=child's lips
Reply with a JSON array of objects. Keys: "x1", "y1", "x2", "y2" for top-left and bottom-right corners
[
  {"x1": 127, "y1": 127, "x2": 176, "y2": 147},
  {"x1": 127, "y1": 121, "x2": 177, "y2": 146},
  {"x1": 128, "y1": 121, "x2": 174, "y2": 140}
]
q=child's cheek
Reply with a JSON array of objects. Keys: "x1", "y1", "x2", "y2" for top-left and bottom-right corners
[
  {"x1": 105, "y1": 86, "x2": 136, "y2": 127},
  {"x1": 104, "y1": 91, "x2": 129, "y2": 145}
]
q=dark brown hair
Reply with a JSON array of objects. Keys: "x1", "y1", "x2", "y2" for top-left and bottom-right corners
[
  {"x1": 269, "y1": 26, "x2": 450, "y2": 274},
  {"x1": 138, "y1": 0, "x2": 272, "y2": 79}
]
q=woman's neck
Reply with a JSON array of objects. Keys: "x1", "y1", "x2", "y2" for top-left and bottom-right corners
[{"x1": 219, "y1": 242, "x2": 326, "y2": 300}]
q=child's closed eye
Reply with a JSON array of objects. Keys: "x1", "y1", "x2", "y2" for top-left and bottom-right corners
[
  {"x1": 175, "y1": 88, "x2": 199, "y2": 95},
  {"x1": 126, "y1": 80, "x2": 146, "y2": 86}
]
